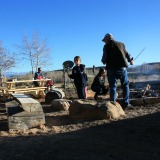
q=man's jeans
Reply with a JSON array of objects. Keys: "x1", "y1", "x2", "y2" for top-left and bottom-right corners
[{"x1": 107, "y1": 68, "x2": 130, "y2": 107}]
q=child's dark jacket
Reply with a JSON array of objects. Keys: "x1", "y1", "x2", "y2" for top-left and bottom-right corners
[{"x1": 69, "y1": 64, "x2": 87, "y2": 87}]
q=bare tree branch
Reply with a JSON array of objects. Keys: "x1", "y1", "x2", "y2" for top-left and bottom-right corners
[
  {"x1": 15, "y1": 32, "x2": 52, "y2": 74},
  {"x1": 0, "y1": 41, "x2": 16, "y2": 71}
]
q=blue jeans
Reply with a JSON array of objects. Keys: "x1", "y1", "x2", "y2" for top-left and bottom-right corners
[
  {"x1": 107, "y1": 68, "x2": 130, "y2": 107},
  {"x1": 76, "y1": 85, "x2": 86, "y2": 99}
]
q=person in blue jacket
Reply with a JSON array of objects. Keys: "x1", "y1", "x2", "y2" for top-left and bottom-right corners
[
  {"x1": 68, "y1": 56, "x2": 87, "y2": 99},
  {"x1": 34, "y1": 67, "x2": 43, "y2": 87}
]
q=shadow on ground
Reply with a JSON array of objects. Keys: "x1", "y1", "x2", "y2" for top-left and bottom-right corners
[{"x1": 0, "y1": 111, "x2": 160, "y2": 160}]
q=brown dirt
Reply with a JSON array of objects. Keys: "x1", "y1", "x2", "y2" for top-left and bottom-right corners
[{"x1": 0, "y1": 94, "x2": 160, "y2": 160}]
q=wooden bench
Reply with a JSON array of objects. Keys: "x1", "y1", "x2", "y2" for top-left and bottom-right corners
[
  {"x1": 8, "y1": 87, "x2": 47, "y2": 96},
  {"x1": 0, "y1": 87, "x2": 48, "y2": 101}
]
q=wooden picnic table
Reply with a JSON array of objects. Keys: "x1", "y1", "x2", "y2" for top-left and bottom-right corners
[
  {"x1": 3, "y1": 79, "x2": 51, "y2": 89},
  {"x1": 0, "y1": 79, "x2": 51, "y2": 100}
]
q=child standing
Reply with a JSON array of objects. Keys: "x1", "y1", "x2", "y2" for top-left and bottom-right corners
[
  {"x1": 91, "y1": 68, "x2": 108, "y2": 100},
  {"x1": 68, "y1": 56, "x2": 87, "y2": 99}
]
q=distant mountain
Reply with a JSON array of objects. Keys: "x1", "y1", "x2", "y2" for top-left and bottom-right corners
[
  {"x1": 3, "y1": 72, "x2": 28, "y2": 78},
  {"x1": 147, "y1": 62, "x2": 160, "y2": 65}
]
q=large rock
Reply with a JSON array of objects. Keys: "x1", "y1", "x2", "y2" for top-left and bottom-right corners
[
  {"x1": 6, "y1": 100, "x2": 45, "y2": 131},
  {"x1": 69, "y1": 100, "x2": 125, "y2": 119},
  {"x1": 51, "y1": 99, "x2": 72, "y2": 111}
]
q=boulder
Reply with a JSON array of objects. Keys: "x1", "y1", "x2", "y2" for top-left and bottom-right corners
[
  {"x1": 6, "y1": 100, "x2": 45, "y2": 131},
  {"x1": 69, "y1": 100, "x2": 125, "y2": 119},
  {"x1": 51, "y1": 99, "x2": 72, "y2": 111}
]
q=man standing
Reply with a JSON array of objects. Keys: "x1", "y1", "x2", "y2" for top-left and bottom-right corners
[{"x1": 101, "y1": 33, "x2": 134, "y2": 110}]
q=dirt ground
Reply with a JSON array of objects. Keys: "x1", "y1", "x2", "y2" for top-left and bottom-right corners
[{"x1": 0, "y1": 91, "x2": 160, "y2": 160}]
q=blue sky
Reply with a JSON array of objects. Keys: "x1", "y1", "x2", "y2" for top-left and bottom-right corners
[{"x1": 0, "y1": 0, "x2": 160, "y2": 72}]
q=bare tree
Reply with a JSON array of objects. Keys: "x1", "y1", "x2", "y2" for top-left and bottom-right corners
[
  {"x1": 32, "y1": 33, "x2": 51, "y2": 70},
  {"x1": 16, "y1": 32, "x2": 52, "y2": 75},
  {"x1": 0, "y1": 41, "x2": 16, "y2": 85},
  {"x1": 0, "y1": 41, "x2": 15, "y2": 70}
]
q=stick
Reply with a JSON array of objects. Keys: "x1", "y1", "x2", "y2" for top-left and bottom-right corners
[
  {"x1": 128, "y1": 47, "x2": 145, "y2": 67},
  {"x1": 133, "y1": 47, "x2": 145, "y2": 61}
]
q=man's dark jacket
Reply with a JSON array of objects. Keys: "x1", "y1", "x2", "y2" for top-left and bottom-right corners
[{"x1": 102, "y1": 40, "x2": 133, "y2": 69}]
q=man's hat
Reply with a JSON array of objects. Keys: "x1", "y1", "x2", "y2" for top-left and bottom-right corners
[
  {"x1": 102, "y1": 33, "x2": 113, "y2": 41},
  {"x1": 38, "y1": 67, "x2": 42, "y2": 71}
]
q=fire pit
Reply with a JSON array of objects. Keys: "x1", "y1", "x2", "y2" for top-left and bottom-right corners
[
  {"x1": 130, "y1": 83, "x2": 159, "y2": 99},
  {"x1": 116, "y1": 82, "x2": 160, "y2": 106}
]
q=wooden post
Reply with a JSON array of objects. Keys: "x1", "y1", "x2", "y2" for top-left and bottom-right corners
[
  {"x1": 62, "y1": 69, "x2": 66, "y2": 89},
  {"x1": 0, "y1": 68, "x2": 2, "y2": 87},
  {"x1": 93, "y1": 65, "x2": 95, "y2": 76}
]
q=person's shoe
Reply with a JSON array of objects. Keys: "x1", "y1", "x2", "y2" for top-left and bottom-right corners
[
  {"x1": 110, "y1": 101, "x2": 116, "y2": 105},
  {"x1": 94, "y1": 94, "x2": 97, "y2": 100},
  {"x1": 123, "y1": 104, "x2": 134, "y2": 110}
]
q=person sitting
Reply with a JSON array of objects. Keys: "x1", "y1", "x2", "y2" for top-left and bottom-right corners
[
  {"x1": 143, "y1": 84, "x2": 154, "y2": 97},
  {"x1": 34, "y1": 67, "x2": 44, "y2": 86},
  {"x1": 91, "y1": 68, "x2": 109, "y2": 100},
  {"x1": 45, "y1": 80, "x2": 54, "y2": 92}
]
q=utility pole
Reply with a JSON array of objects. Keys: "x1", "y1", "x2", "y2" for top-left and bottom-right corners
[
  {"x1": 0, "y1": 68, "x2": 2, "y2": 87},
  {"x1": 93, "y1": 65, "x2": 95, "y2": 76}
]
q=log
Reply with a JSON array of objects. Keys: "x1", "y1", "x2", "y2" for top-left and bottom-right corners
[
  {"x1": 6, "y1": 100, "x2": 45, "y2": 130},
  {"x1": 117, "y1": 97, "x2": 160, "y2": 106}
]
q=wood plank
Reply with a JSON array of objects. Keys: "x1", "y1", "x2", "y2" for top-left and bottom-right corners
[
  {"x1": 4, "y1": 79, "x2": 51, "y2": 83},
  {"x1": 8, "y1": 87, "x2": 47, "y2": 92},
  {"x1": 12, "y1": 93, "x2": 43, "y2": 112},
  {"x1": 11, "y1": 94, "x2": 30, "y2": 98},
  {"x1": 0, "y1": 87, "x2": 7, "y2": 90},
  {"x1": 8, "y1": 89, "x2": 45, "y2": 93}
]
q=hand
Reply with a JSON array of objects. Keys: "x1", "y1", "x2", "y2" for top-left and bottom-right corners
[
  {"x1": 130, "y1": 60, "x2": 134, "y2": 65},
  {"x1": 101, "y1": 60, "x2": 106, "y2": 65}
]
